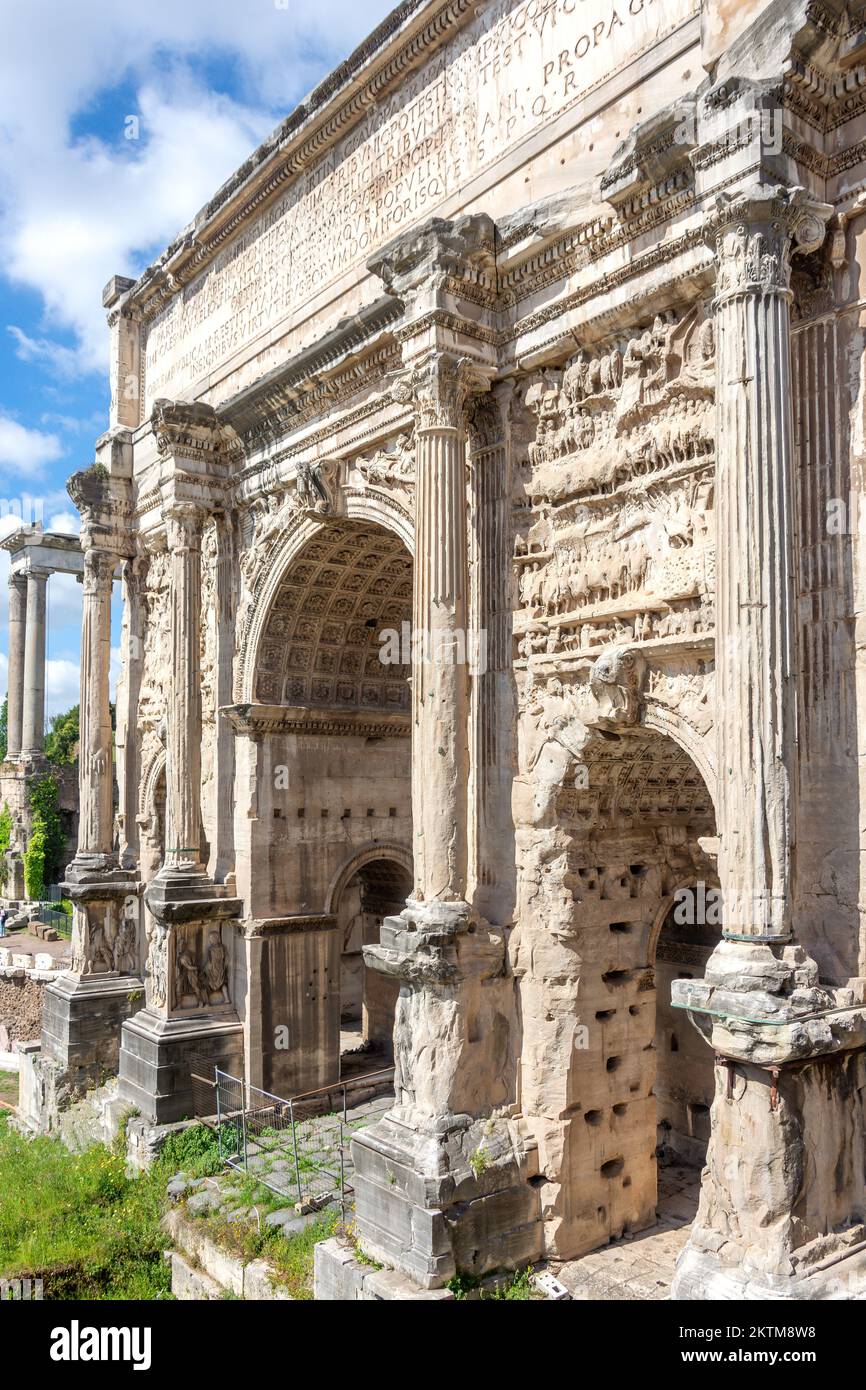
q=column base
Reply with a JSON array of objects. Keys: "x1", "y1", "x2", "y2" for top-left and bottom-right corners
[
  {"x1": 356, "y1": 898, "x2": 539, "y2": 1288},
  {"x1": 41, "y1": 970, "x2": 145, "y2": 1085},
  {"x1": 352, "y1": 1111, "x2": 542, "y2": 1289},
  {"x1": 673, "y1": 939, "x2": 866, "y2": 1297},
  {"x1": 118, "y1": 1008, "x2": 244, "y2": 1123}
]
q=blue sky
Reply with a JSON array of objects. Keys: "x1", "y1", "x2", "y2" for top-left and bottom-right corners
[{"x1": 0, "y1": 0, "x2": 393, "y2": 720}]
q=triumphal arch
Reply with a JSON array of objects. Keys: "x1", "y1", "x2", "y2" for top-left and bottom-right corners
[{"x1": 26, "y1": 0, "x2": 866, "y2": 1298}]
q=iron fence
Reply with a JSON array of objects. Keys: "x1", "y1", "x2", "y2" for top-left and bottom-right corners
[{"x1": 214, "y1": 1068, "x2": 393, "y2": 1216}]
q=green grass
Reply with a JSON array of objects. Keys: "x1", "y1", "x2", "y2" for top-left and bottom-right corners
[
  {"x1": 0, "y1": 1114, "x2": 344, "y2": 1301},
  {"x1": 0, "y1": 1071, "x2": 18, "y2": 1108},
  {"x1": 0, "y1": 1115, "x2": 172, "y2": 1299},
  {"x1": 195, "y1": 1174, "x2": 340, "y2": 1299}
]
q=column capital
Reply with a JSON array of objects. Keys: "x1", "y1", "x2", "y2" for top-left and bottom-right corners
[
  {"x1": 705, "y1": 183, "x2": 833, "y2": 301},
  {"x1": 81, "y1": 548, "x2": 118, "y2": 596},
  {"x1": 163, "y1": 502, "x2": 207, "y2": 553},
  {"x1": 8, "y1": 570, "x2": 27, "y2": 592},
  {"x1": 393, "y1": 352, "x2": 495, "y2": 432}
]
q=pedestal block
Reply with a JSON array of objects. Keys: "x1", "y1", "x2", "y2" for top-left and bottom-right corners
[{"x1": 118, "y1": 874, "x2": 244, "y2": 1122}]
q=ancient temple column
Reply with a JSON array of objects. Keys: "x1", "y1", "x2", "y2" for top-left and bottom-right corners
[
  {"x1": 117, "y1": 402, "x2": 243, "y2": 1125},
  {"x1": 77, "y1": 549, "x2": 117, "y2": 864},
  {"x1": 161, "y1": 505, "x2": 205, "y2": 878},
  {"x1": 39, "y1": 462, "x2": 142, "y2": 1097},
  {"x1": 20, "y1": 568, "x2": 48, "y2": 759},
  {"x1": 6, "y1": 573, "x2": 26, "y2": 760}
]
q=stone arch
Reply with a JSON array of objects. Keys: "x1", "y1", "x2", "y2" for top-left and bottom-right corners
[
  {"x1": 329, "y1": 843, "x2": 413, "y2": 1068},
  {"x1": 139, "y1": 745, "x2": 167, "y2": 822},
  {"x1": 517, "y1": 700, "x2": 720, "y2": 1260},
  {"x1": 326, "y1": 841, "x2": 413, "y2": 916},
  {"x1": 641, "y1": 700, "x2": 717, "y2": 819},
  {"x1": 238, "y1": 491, "x2": 414, "y2": 704}
]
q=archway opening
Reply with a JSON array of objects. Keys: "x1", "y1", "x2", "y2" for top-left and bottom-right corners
[
  {"x1": 248, "y1": 515, "x2": 414, "y2": 1097},
  {"x1": 517, "y1": 688, "x2": 719, "y2": 1288},
  {"x1": 653, "y1": 888, "x2": 721, "y2": 1171},
  {"x1": 336, "y1": 856, "x2": 413, "y2": 1076}
]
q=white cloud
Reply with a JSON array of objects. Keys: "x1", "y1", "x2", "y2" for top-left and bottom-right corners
[
  {"x1": 45, "y1": 657, "x2": 80, "y2": 719},
  {"x1": 0, "y1": 415, "x2": 62, "y2": 475},
  {"x1": 0, "y1": 0, "x2": 394, "y2": 376},
  {"x1": 7, "y1": 326, "x2": 83, "y2": 378},
  {"x1": 46, "y1": 511, "x2": 79, "y2": 535}
]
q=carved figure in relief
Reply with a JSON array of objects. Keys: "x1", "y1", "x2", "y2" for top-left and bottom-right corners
[
  {"x1": 177, "y1": 943, "x2": 208, "y2": 1008},
  {"x1": 357, "y1": 431, "x2": 416, "y2": 488},
  {"x1": 295, "y1": 458, "x2": 338, "y2": 514},
  {"x1": 145, "y1": 917, "x2": 168, "y2": 1009},
  {"x1": 113, "y1": 917, "x2": 137, "y2": 975},
  {"x1": 588, "y1": 646, "x2": 645, "y2": 726},
  {"x1": 204, "y1": 930, "x2": 229, "y2": 1003}
]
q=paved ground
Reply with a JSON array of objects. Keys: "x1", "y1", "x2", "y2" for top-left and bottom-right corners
[
  {"x1": 555, "y1": 1165, "x2": 701, "y2": 1300},
  {"x1": 0, "y1": 925, "x2": 70, "y2": 963}
]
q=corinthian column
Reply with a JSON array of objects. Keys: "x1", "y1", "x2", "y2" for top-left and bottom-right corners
[
  {"x1": 162, "y1": 505, "x2": 205, "y2": 878},
  {"x1": 669, "y1": 185, "x2": 857, "y2": 1301},
  {"x1": 6, "y1": 573, "x2": 26, "y2": 760},
  {"x1": 710, "y1": 185, "x2": 831, "y2": 940},
  {"x1": 77, "y1": 549, "x2": 117, "y2": 864},
  {"x1": 21, "y1": 568, "x2": 49, "y2": 759}
]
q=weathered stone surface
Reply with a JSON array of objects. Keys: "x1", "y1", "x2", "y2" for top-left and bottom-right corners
[{"x1": 18, "y1": 0, "x2": 866, "y2": 1301}]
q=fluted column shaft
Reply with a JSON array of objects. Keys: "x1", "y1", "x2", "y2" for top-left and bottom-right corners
[
  {"x1": 467, "y1": 388, "x2": 513, "y2": 922},
  {"x1": 711, "y1": 187, "x2": 830, "y2": 939},
  {"x1": 78, "y1": 550, "x2": 116, "y2": 859},
  {"x1": 21, "y1": 569, "x2": 48, "y2": 759},
  {"x1": 6, "y1": 574, "x2": 26, "y2": 760},
  {"x1": 164, "y1": 508, "x2": 204, "y2": 874},
  {"x1": 413, "y1": 418, "x2": 471, "y2": 903}
]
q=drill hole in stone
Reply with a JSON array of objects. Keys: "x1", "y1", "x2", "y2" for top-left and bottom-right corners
[
  {"x1": 585, "y1": 1109, "x2": 603, "y2": 1125},
  {"x1": 602, "y1": 970, "x2": 629, "y2": 988},
  {"x1": 606, "y1": 1056, "x2": 622, "y2": 1072},
  {"x1": 600, "y1": 1157, "x2": 624, "y2": 1179}
]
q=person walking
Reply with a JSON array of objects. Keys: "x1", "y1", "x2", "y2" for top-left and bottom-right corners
[{"x1": 0, "y1": 909, "x2": 7, "y2": 938}]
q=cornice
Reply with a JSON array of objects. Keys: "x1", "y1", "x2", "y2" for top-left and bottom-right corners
[{"x1": 220, "y1": 703, "x2": 411, "y2": 738}]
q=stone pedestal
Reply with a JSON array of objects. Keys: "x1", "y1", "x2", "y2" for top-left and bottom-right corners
[
  {"x1": 353, "y1": 900, "x2": 540, "y2": 1287},
  {"x1": 118, "y1": 877, "x2": 243, "y2": 1122},
  {"x1": 48, "y1": 862, "x2": 144, "y2": 1082},
  {"x1": 672, "y1": 944, "x2": 866, "y2": 1300}
]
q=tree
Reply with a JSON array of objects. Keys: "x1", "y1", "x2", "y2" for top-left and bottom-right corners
[
  {"x1": 0, "y1": 697, "x2": 7, "y2": 762},
  {"x1": 44, "y1": 704, "x2": 80, "y2": 765},
  {"x1": 25, "y1": 775, "x2": 65, "y2": 894}
]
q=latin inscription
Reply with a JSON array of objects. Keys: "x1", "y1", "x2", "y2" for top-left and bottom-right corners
[{"x1": 145, "y1": 0, "x2": 696, "y2": 403}]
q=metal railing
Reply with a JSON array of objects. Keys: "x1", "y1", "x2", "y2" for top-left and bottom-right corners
[{"x1": 214, "y1": 1068, "x2": 394, "y2": 1215}]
